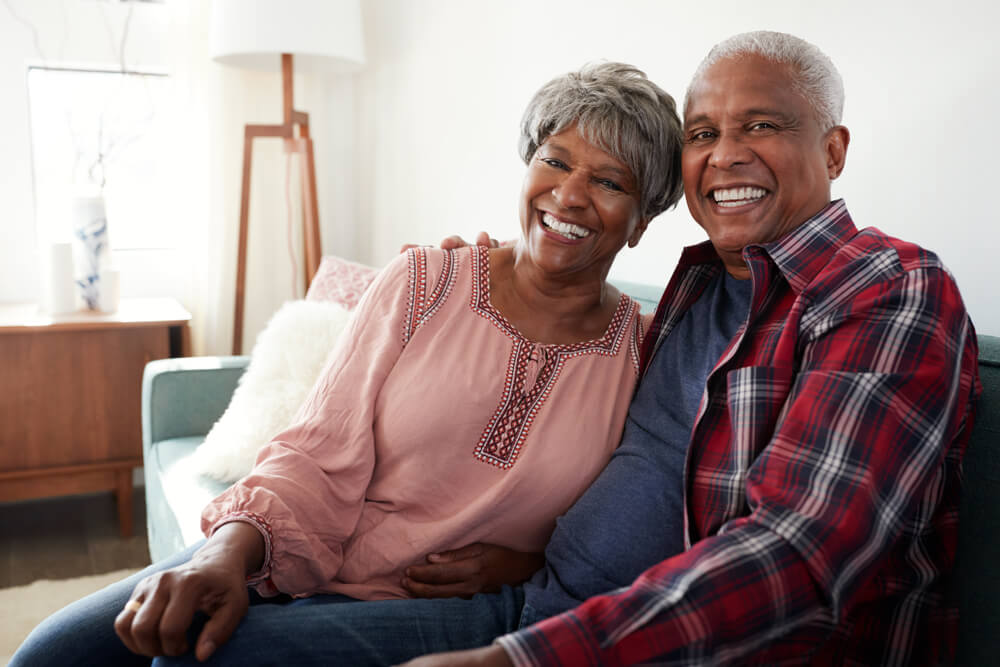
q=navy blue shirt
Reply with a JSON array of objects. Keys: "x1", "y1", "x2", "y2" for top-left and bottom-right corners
[{"x1": 523, "y1": 271, "x2": 752, "y2": 618}]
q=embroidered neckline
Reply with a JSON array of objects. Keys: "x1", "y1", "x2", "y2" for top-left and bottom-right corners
[
  {"x1": 469, "y1": 244, "x2": 638, "y2": 469},
  {"x1": 468, "y1": 244, "x2": 635, "y2": 356}
]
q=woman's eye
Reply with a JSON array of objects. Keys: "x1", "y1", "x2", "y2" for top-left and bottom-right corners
[
  {"x1": 541, "y1": 158, "x2": 568, "y2": 170},
  {"x1": 597, "y1": 179, "x2": 624, "y2": 192}
]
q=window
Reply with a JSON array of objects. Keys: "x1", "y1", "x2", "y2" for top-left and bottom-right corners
[{"x1": 27, "y1": 65, "x2": 173, "y2": 249}]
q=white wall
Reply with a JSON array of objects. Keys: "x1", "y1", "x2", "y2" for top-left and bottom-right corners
[
  {"x1": 2, "y1": 0, "x2": 998, "y2": 343},
  {"x1": 356, "y1": 0, "x2": 1000, "y2": 336}
]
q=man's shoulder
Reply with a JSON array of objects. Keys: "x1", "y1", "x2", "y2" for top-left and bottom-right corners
[
  {"x1": 848, "y1": 226, "x2": 948, "y2": 274},
  {"x1": 809, "y1": 225, "x2": 954, "y2": 297}
]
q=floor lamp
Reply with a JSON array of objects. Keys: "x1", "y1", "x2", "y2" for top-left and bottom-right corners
[{"x1": 210, "y1": 0, "x2": 365, "y2": 354}]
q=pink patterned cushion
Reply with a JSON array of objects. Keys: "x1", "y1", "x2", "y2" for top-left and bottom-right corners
[{"x1": 306, "y1": 255, "x2": 379, "y2": 310}]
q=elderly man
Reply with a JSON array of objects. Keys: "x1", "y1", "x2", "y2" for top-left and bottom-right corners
[{"x1": 405, "y1": 30, "x2": 980, "y2": 666}]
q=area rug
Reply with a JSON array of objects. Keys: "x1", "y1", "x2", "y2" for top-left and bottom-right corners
[{"x1": 0, "y1": 568, "x2": 140, "y2": 666}]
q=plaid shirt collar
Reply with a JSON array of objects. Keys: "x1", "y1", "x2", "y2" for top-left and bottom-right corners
[
  {"x1": 676, "y1": 198, "x2": 856, "y2": 296},
  {"x1": 640, "y1": 199, "x2": 856, "y2": 374}
]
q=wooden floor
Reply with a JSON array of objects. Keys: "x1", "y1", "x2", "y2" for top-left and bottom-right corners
[{"x1": 0, "y1": 490, "x2": 151, "y2": 589}]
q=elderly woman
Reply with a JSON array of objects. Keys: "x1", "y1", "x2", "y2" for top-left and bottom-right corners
[{"x1": 11, "y1": 62, "x2": 683, "y2": 667}]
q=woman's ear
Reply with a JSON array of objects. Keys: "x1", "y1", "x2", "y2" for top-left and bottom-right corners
[{"x1": 627, "y1": 218, "x2": 650, "y2": 248}]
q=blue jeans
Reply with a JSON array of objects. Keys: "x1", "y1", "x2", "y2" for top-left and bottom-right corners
[{"x1": 11, "y1": 543, "x2": 531, "y2": 666}]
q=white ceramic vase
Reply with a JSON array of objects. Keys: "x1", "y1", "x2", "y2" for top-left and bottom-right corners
[{"x1": 71, "y1": 190, "x2": 111, "y2": 311}]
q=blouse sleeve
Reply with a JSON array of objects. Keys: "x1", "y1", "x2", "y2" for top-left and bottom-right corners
[{"x1": 201, "y1": 249, "x2": 428, "y2": 595}]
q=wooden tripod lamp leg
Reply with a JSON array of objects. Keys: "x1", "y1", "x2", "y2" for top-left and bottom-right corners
[
  {"x1": 299, "y1": 135, "x2": 322, "y2": 289},
  {"x1": 233, "y1": 129, "x2": 255, "y2": 355}
]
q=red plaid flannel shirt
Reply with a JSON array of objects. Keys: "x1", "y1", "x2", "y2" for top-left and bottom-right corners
[{"x1": 498, "y1": 200, "x2": 981, "y2": 666}]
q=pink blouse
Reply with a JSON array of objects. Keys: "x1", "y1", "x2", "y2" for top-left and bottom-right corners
[{"x1": 202, "y1": 245, "x2": 645, "y2": 600}]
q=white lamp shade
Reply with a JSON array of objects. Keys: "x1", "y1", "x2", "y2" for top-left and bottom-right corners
[{"x1": 210, "y1": 0, "x2": 365, "y2": 73}]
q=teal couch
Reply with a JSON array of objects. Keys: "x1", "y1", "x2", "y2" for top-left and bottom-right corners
[{"x1": 141, "y1": 292, "x2": 999, "y2": 664}]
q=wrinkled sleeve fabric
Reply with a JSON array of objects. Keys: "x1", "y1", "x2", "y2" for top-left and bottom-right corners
[
  {"x1": 201, "y1": 250, "x2": 419, "y2": 596},
  {"x1": 498, "y1": 262, "x2": 978, "y2": 665}
]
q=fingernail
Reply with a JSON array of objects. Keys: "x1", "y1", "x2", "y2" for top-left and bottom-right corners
[{"x1": 200, "y1": 639, "x2": 216, "y2": 660}]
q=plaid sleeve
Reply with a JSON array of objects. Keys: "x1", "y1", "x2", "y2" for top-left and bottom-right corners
[{"x1": 499, "y1": 263, "x2": 978, "y2": 666}]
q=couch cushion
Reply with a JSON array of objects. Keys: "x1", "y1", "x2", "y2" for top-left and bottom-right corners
[
  {"x1": 148, "y1": 437, "x2": 230, "y2": 556},
  {"x1": 306, "y1": 254, "x2": 378, "y2": 309}
]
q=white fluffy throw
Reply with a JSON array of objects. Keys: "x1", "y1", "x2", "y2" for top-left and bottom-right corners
[{"x1": 191, "y1": 300, "x2": 354, "y2": 483}]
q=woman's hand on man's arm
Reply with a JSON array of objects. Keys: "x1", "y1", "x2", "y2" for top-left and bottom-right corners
[
  {"x1": 402, "y1": 543, "x2": 544, "y2": 599},
  {"x1": 114, "y1": 521, "x2": 265, "y2": 661}
]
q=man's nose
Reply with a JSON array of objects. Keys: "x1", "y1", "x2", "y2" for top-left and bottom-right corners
[
  {"x1": 552, "y1": 170, "x2": 590, "y2": 209},
  {"x1": 708, "y1": 132, "x2": 753, "y2": 169}
]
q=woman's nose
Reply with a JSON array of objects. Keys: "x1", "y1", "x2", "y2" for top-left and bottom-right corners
[{"x1": 552, "y1": 171, "x2": 590, "y2": 209}]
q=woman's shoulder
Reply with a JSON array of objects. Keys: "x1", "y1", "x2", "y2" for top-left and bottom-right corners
[{"x1": 404, "y1": 245, "x2": 474, "y2": 291}]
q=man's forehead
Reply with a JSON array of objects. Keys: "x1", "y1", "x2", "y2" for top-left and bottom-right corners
[{"x1": 684, "y1": 56, "x2": 802, "y2": 123}]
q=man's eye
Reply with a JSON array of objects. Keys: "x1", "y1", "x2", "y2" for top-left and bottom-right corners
[
  {"x1": 749, "y1": 121, "x2": 776, "y2": 131},
  {"x1": 687, "y1": 130, "x2": 716, "y2": 143}
]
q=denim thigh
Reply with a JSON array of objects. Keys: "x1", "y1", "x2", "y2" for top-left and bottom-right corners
[
  {"x1": 154, "y1": 586, "x2": 526, "y2": 667},
  {"x1": 9, "y1": 542, "x2": 204, "y2": 667}
]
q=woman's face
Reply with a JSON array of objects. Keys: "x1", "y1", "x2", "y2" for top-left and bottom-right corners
[{"x1": 519, "y1": 126, "x2": 647, "y2": 281}]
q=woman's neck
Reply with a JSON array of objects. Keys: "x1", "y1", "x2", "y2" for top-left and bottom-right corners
[{"x1": 488, "y1": 246, "x2": 620, "y2": 345}]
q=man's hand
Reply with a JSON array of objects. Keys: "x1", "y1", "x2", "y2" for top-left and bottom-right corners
[
  {"x1": 114, "y1": 522, "x2": 263, "y2": 661},
  {"x1": 397, "y1": 644, "x2": 513, "y2": 667},
  {"x1": 399, "y1": 232, "x2": 499, "y2": 254},
  {"x1": 402, "y1": 543, "x2": 544, "y2": 599}
]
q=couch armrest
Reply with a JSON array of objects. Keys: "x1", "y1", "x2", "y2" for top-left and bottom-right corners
[{"x1": 141, "y1": 356, "x2": 249, "y2": 454}]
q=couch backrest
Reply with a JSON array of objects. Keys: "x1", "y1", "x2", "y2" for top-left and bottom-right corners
[
  {"x1": 955, "y1": 333, "x2": 1000, "y2": 665},
  {"x1": 609, "y1": 278, "x2": 662, "y2": 315}
]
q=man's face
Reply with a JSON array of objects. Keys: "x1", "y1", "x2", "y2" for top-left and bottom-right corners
[{"x1": 682, "y1": 54, "x2": 848, "y2": 278}]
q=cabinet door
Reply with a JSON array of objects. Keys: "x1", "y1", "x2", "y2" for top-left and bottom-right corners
[{"x1": 0, "y1": 326, "x2": 170, "y2": 471}]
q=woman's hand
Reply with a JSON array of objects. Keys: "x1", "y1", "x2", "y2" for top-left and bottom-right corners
[
  {"x1": 397, "y1": 645, "x2": 513, "y2": 667},
  {"x1": 402, "y1": 543, "x2": 544, "y2": 599},
  {"x1": 114, "y1": 522, "x2": 265, "y2": 661}
]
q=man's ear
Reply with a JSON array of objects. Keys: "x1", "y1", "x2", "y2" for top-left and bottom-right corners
[
  {"x1": 627, "y1": 217, "x2": 650, "y2": 248},
  {"x1": 825, "y1": 125, "x2": 850, "y2": 180}
]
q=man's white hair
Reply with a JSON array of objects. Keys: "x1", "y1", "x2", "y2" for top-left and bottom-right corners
[{"x1": 685, "y1": 31, "x2": 845, "y2": 131}]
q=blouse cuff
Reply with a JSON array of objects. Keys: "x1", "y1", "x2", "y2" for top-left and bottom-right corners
[{"x1": 210, "y1": 511, "x2": 278, "y2": 595}]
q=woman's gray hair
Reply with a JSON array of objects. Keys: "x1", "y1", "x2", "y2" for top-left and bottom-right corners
[
  {"x1": 519, "y1": 62, "x2": 684, "y2": 220},
  {"x1": 686, "y1": 31, "x2": 845, "y2": 131}
]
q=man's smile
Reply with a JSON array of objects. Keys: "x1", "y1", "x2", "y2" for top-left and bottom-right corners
[{"x1": 710, "y1": 186, "x2": 768, "y2": 208}]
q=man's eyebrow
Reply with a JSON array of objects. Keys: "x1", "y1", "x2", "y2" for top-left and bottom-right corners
[
  {"x1": 683, "y1": 113, "x2": 712, "y2": 128},
  {"x1": 739, "y1": 108, "x2": 799, "y2": 123},
  {"x1": 684, "y1": 108, "x2": 799, "y2": 128}
]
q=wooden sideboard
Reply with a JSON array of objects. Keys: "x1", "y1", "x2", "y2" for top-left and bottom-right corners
[{"x1": 0, "y1": 298, "x2": 191, "y2": 537}]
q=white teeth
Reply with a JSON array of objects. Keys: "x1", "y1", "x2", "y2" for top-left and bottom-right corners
[
  {"x1": 542, "y1": 213, "x2": 590, "y2": 239},
  {"x1": 712, "y1": 186, "x2": 767, "y2": 207}
]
